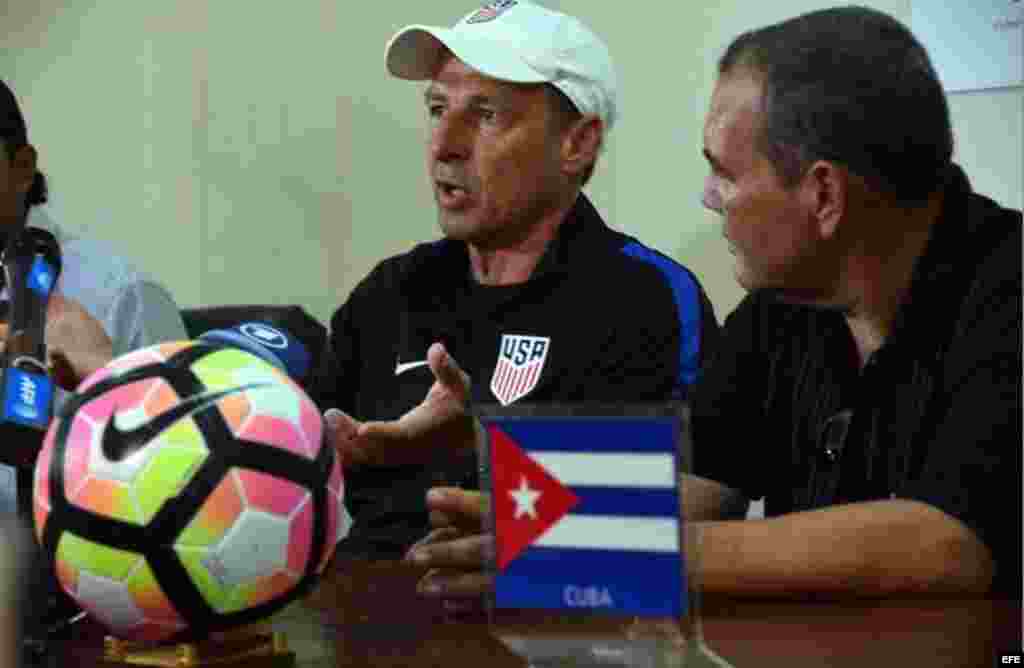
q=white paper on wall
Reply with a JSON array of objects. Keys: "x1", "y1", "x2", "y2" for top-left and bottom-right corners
[{"x1": 910, "y1": 0, "x2": 1023, "y2": 93}]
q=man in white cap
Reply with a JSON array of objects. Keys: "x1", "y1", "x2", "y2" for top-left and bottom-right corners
[
  {"x1": 316, "y1": 1, "x2": 718, "y2": 559},
  {"x1": 338, "y1": 6, "x2": 1021, "y2": 612}
]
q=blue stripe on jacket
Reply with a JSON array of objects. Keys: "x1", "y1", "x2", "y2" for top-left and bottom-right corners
[{"x1": 620, "y1": 242, "x2": 702, "y2": 393}]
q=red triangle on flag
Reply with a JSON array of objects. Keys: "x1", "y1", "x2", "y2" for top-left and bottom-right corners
[{"x1": 489, "y1": 425, "x2": 580, "y2": 571}]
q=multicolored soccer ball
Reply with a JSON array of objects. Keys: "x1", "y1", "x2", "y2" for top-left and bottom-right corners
[{"x1": 32, "y1": 341, "x2": 351, "y2": 642}]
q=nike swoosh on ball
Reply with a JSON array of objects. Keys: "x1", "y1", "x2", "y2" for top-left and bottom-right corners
[{"x1": 100, "y1": 382, "x2": 267, "y2": 462}]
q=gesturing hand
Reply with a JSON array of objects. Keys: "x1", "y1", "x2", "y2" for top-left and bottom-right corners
[{"x1": 324, "y1": 342, "x2": 478, "y2": 468}]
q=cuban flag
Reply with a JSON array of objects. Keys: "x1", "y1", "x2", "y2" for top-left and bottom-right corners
[{"x1": 486, "y1": 415, "x2": 685, "y2": 617}]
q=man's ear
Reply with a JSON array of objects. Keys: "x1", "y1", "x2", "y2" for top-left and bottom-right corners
[
  {"x1": 9, "y1": 144, "x2": 37, "y2": 198},
  {"x1": 561, "y1": 115, "x2": 603, "y2": 180},
  {"x1": 799, "y1": 160, "x2": 848, "y2": 241}
]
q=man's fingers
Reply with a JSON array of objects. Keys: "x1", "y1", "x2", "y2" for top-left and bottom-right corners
[
  {"x1": 406, "y1": 526, "x2": 461, "y2": 557},
  {"x1": 427, "y1": 342, "x2": 470, "y2": 397},
  {"x1": 358, "y1": 403, "x2": 473, "y2": 457},
  {"x1": 354, "y1": 409, "x2": 440, "y2": 466},
  {"x1": 407, "y1": 532, "x2": 492, "y2": 570},
  {"x1": 358, "y1": 408, "x2": 417, "y2": 442},
  {"x1": 324, "y1": 408, "x2": 359, "y2": 441},
  {"x1": 426, "y1": 487, "x2": 487, "y2": 530},
  {"x1": 323, "y1": 408, "x2": 366, "y2": 467},
  {"x1": 48, "y1": 350, "x2": 76, "y2": 391},
  {"x1": 428, "y1": 510, "x2": 453, "y2": 528},
  {"x1": 47, "y1": 349, "x2": 105, "y2": 391},
  {"x1": 417, "y1": 569, "x2": 494, "y2": 599},
  {"x1": 428, "y1": 509, "x2": 483, "y2": 532},
  {"x1": 439, "y1": 597, "x2": 489, "y2": 619}
]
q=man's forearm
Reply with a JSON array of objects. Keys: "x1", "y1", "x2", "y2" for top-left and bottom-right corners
[
  {"x1": 682, "y1": 473, "x2": 749, "y2": 521},
  {"x1": 690, "y1": 499, "x2": 994, "y2": 596}
]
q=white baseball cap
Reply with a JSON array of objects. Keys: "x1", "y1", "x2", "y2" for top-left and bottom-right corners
[{"x1": 385, "y1": 1, "x2": 619, "y2": 131}]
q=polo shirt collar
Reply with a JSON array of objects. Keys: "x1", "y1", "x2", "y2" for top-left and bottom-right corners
[
  {"x1": 527, "y1": 193, "x2": 607, "y2": 280},
  {"x1": 884, "y1": 164, "x2": 972, "y2": 358},
  {"x1": 426, "y1": 193, "x2": 610, "y2": 285}
]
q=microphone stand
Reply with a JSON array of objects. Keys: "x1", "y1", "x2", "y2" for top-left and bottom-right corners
[{"x1": 0, "y1": 226, "x2": 73, "y2": 666}]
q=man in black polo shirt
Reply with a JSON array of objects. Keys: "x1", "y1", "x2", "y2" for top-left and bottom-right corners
[
  {"x1": 353, "y1": 6, "x2": 1021, "y2": 603},
  {"x1": 313, "y1": 1, "x2": 718, "y2": 560},
  {"x1": 687, "y1": 6, "x2": 1020, "y2": 598}
]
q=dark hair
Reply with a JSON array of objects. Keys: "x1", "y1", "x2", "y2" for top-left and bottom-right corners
[
  {"x1": 544, "y1": 84, "x2": 596, "y2": 188},
  {"x1": 719, "y1": 6, "x2": 953, "y2": 204},
  {"x1": 0, "y1": 80, "x2": 48, "y2": 207}
]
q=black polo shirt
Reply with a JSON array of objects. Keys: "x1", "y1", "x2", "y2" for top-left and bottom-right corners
[
  {"x1": 314, "y1": 194, "x2": 719, "y2": 556},
  {"x1": 693, "y1": 165, "x2": 1022, "y2": 597}
]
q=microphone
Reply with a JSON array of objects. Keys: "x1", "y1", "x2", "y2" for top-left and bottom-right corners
[
  {"x1": 0, "y1": 227, "x2": 62, "y2": 467},
  {"x1": 198, "y1": 321, "x2": 311, "y2": 383}
]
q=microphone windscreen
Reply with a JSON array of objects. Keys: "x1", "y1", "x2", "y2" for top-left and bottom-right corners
[{"x1": 199, "y1": 322, "x2": 311, "y2": 381}]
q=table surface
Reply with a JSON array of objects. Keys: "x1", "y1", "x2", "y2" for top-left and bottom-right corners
[{"x1": 55, "y1": 558, "x2": 1022, "y2": 668}]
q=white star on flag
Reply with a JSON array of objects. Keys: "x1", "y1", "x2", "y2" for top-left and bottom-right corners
[{"x1": 509, "y1": 476, "x2": 541, "y2": 520}]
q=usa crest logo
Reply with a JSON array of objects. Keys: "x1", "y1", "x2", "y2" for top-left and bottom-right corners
[
  {"x1": 466, "y1": 0, "x2": 518, "y2": 24},
  {"x1": 490, "y1": 334, "x2": 550, "y2": 405}
]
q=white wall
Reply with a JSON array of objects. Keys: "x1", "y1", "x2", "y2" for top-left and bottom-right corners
[{"x1": 1, "y1": 0, "x2": 1020, "y2": 326}]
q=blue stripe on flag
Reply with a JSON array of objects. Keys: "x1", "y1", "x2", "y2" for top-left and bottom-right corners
[
  {"x1": 494, "y1": 418, "x2": 678, "y2": 454},
  {"x1": 571, "y1": 487, "x2": 680, "y2": 518},
  {"x1": 496, "y1": 546, "x2": 685, "y2": 617}
]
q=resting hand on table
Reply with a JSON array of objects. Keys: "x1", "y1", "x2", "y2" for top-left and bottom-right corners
[
  {"x1": 406, "y1": 487, "x2": 493, "y2": 599},
  {"x1": 323, "y1": 342, "x2": 476, "y2": 468},
  {"x1": 0, "y1": 294, "x2": 113, "y2": 391}
]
